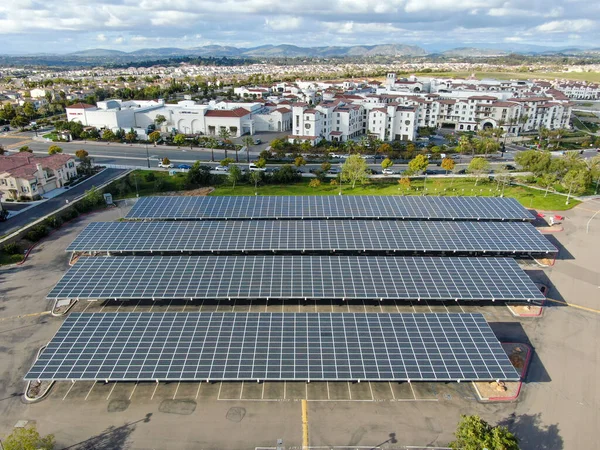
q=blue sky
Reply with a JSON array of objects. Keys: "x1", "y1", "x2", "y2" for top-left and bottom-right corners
[{"x1": 0, "y1": 0, "x2": 597, "y2": 53}]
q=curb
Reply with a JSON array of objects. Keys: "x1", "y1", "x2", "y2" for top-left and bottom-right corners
[{"x1": 23, "y1": 345, "x2": 55, "y2": 403}]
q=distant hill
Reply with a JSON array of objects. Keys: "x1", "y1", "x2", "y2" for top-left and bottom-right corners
[
  {"x1": 441, "y1": 47, "x2": 508, "y2": 57},
  {"x1": 68, "y1": 48, "x2": 128, "y2": 57}
]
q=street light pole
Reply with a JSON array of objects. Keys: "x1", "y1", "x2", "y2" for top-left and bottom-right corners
[{"x1": 145, "y1": 142, "x2": 150, "y2": 169}]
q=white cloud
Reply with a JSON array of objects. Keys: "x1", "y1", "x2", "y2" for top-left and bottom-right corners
[
  {"x1": 265, "y1": 16, "x2": 303, "y2": 31},
  {"x1": 96, "y1": 33, "x2": 107, "y2": 42},
  {"x1": 535, "y1": 19, "x2": 595, "y2": 33},
  {"x1": 114, "y1": 36, "x2": 124, "y2": 44}
]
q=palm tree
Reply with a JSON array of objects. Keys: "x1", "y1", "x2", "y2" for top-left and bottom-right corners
[
  {"x1": 218, "y1": 128, "x2": 231, "y2": 159},
  {"x1": 208, "y1": 137, "x2": 218, "y2": 162},
  {"x1": 242, "y1": 136, "x2": 254, "y2": 163},
  {"x1": 518, "y1": 113, "x2": 529, "y2": 135}
]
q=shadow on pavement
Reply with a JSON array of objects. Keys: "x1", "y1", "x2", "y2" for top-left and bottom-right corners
[{"x1": 499, "y1": 412, "x2": 563, "y2": 450}]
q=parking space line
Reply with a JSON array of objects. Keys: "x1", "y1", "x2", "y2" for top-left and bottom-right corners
[
  {"x1": 326, "y1": 382, "x2": 330, "y2": 400},
  {"x1": 457, "y1": 301, "x2": 466, "y2": 313},
  {"x1": 347, "y1": 302, "x2": 350, "y2": 312},
  {"x1": 363, "y1": 301, "x2": 367, "y2": 313},
  {"x1": 198, "y1": 300, "x2": 204, "y2": 311},
  {"x1": 264, "y1": 302, "x2": 268, "y2": 312},
  {"x1": 347, "y1": 382, "x2": 352, "y2": 400},
  {"x1": 149, "y1": 302, "x2": 154, "y2": 312},
  {"x1": 129, "y1": 382, "x2": 138, "y2": 400},
  {"x1": 261, "y1": 381, "x2": 265, "y2": 399},
  {"x1": 182, "y1": 302, "x2": 187, "y2": 312},
  {"x1": 379, "y1": 302, "x2": 384, "y2": 313},
  {"x1": 84, "y1": 382, "x2": 96, "y2": 400},
  {"x1": 425, "y1": 300, "x2": 433, "y2": 313},
  {"x1": 62, "y1": 382, "x2": 76, "y2": 400},
  {"x1": 442, "y1": 302, "x2": 450, "y2": 313},
  {"x1": 409, "y1": 382, "x2": 417, "y2": 400},
  {"x1": 217, "y1": 382, "x2": 223, "y2": 400},
  {"x1": 282, "y1": 302, "x2": 284, "y2": 312},
  {"x1": 150, "y1": 382, "x2": 160, "y2": 400},
  {"x1": 173, "y1": 382, "x2": 181, "y2": 399},
  {"x1": 99, "y1": 303, "x2": 107, "y2": 312},
  {"x1": 240, "y1": 381, "x2": 245, "y2": 399},
  {"x1": 82, "y1": 302, "x2": 93, "y2": 312},
  {"x1": 331, "y1": 300, "x2": 334, "y2": 312},
  {"x1": 131, "y1": 300, "x2": 141, "y2": 312},
  {"x1": 115, "y1": 302, "x2": 122, "y2": 312},
  {"x1": 411, "y1": 301, "x2": 416, "y2": 312},
  {"x1": 106, "y1": 382, "x2": 118, "y2": 400},
  {"x1": 388, "y1": 382, "x2": 396, "y2": 400},
  {"x1": 195, "y1": 382, "x2": 202, "y2": 399},
  {"x1": 284, "y1": 381, "x2": 287, "y2": 400},
  {"x1": 368, "y1": 382, "x2": 374, "y2": 400},
  {"x1": 314, "y1": 302, "x2": 317, "y2": 312},
  {"x1": 165, "y1": 299, "x2": 173, "y2": 312},
  {"x1": 305, "y1": 382, "x2": 308, "y2": 399}
]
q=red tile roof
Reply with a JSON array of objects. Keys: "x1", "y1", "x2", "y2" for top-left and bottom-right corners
[
  {"x1": 67, "y1": 103, "x2": 95, "y2": 109},
  {"x1": 0, "y1": 153, "x2": 74, "y2": 179},
  {"x1": 204, "y1": 107, "x2": 250, "y2": 118}
]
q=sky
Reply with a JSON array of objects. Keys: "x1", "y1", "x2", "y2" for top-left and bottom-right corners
[{"x1": 0, "y1": 0, "x2": 598, "y2": 54}]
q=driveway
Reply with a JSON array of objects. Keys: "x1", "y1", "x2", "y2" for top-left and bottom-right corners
[{"x1": 0, "y1": 168, "x2": 126, "y2": 236}]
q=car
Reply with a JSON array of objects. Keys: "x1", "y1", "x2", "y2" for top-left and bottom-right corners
[
  {"x1": 328, "y1": 168, "x2": 341, "y2": 175},
  {"x1": 365, "y1": 168, "x2": 378, "y2": 174},
  {"x1": 177, "y1": 164, "x2": 192, "y2": 170},
  {"x1": 249, "y1": 163, "x2": 266, "y2": 172},
  {"x1": 214, "y1": 165, "x2": 230, "y2": 172},
  {"x1": 158, "y1": 161, "x2": 174, "y2": 168},
  {"x1": 0, "y1": 125, "x2": 9, "y2": 132},
  {"x1": 503, "y1": 164, "x2": 516, "y2": 171},
  {"x1": 382, "y1": 168, "x2": 395, "y2": 175},
  {"x1": 254, "y1": 138, "x2": 262, "y2": 145},
  {"x1": 456, "y1": 169, "x2": 467, "y2": 174}
]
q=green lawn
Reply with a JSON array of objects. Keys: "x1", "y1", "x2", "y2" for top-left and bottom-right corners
[{"x1": 212, "y1": 178, "x2": 579, "y2": 211}]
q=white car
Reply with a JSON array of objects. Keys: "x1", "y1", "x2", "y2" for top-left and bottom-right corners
[
  {"x1": 214, "y1": 165, "x2": 229, "y2": 172},
  {"x1": 382, "y1": 168, "x2": 395, "y2": 175},
  {"x1": 158, "y1": 161, "x2": 174, "y2": 168},
  {"x1": 249, "y1": 163, "x2": 266, "y2": 172}
]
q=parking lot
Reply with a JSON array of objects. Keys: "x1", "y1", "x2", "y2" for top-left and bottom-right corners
[{"x1": 0, "y1": 201, "x2": 599, "y2": 449}]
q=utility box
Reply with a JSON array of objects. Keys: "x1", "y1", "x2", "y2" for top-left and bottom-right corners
[{"x1": 103, "y1": 193, "x2": 113, "y2": 205}]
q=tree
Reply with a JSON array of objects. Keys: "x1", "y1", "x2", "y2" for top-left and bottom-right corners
[
  {"x1": 538, "y1": 173, "x2": 558, "y2": 197},
  {"x1": 125, "y1": 128, "x2": 138, "y2": 144},
  {"x1": 0, "y1": 143, "x2": 4, "y2": 155},
  {"x1": 467, "y1": 157, "x2": 490, "y2": 185},
  {"x1": 381, "y1": 158, "x2": 394, "y2": 170},
  {"x1": 309, "y1": 179, "x2": 321, "y2": 188},
  {"x1": 398, "y1": 177, "x2": 411, "y2": 190},
  {"x1": 242, "y1": 136, "x2": 254, "y2": 163},
  {"x1": 457, "y1": 135, "x2": 474, "y2": 156},
  {"x1": 148, "y1": 131, "x2": 161, "y2": 145},
  {"x1": 75, "y1": 149, "x2": 89, "y2": 159},
  {"x1": 341, "y1": 154, "x2": 369, "y2": 189},
  {"x1": 408, "y1": 154, "x2": 429, "y2": 175},
  {"x1": 207, "y1": 136, "x2": 218, "y2": 162},
  {"x1": 441, "y1": 157, "x2": 455, "y2": 174},
  {"x1": 162, "y1": 157, "x2": 171, "y2": 166},
  {"x1": 494, "y1": 167, "x2": 512, "y2": 195},
  {"x1": 19, "y1": 145, "x2": 32, "y2": 153},
  {"x1": 562, "y1": 169, "x2": 590, "y2": 197},
  {"x1": 186, "y1": 161, "x2": 212, "y2": 187},
  {"x1": 220, "y1": 157, "x2": 234, "y2": 167},
  {"x1": 228, "y1": 165, "x2": 242, "y2": 189},
  {"x1": 154, "y1": 114, "x2": 167, "y2": 128},
  {"x1": 218, "y1": 128, "x2": 231, "y2": 159},
  {"x1": 48, "y1": 145, "x2": 62, "y2": 155},
  {"x1": 255, "y1": 157, "x2": 267, "y2": 168},
  {"x1": 249, "y1": 170, "x2": 262, "y2": 191},
  {"x1": 449, "y1": 415, "x2": 519, "y2": 450},
  {"x1": 102, "y1": 129, "x2": 116, "y2": 142},
  {"x1": 514, "y1": 150, "x2": 551, "y2": 176},
  {"x1": 173, "y1": 134, "x2": 186, "y2": 147},
  {"x1": 1, "y1": 424, "x2": 55, "y2": 450},
  {"x1": 294, "y1": 156, "x2": 307, "y2": 168},
  {"x1": 10, "y1": 115, "x2": 28, "y2": 130},
  {"x1": 23, "y1": 102, "x2": 36, "y2": 119},
  {"x1": 321, "y1": 161, "x2": 332, "y2": 172},
  {"x1": 377, "y1": 143, "x2": 392, "y2": 157}
]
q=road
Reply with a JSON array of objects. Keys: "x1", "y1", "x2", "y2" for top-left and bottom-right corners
[{"x1": 0, "y1": 168, "x2": 126, "y2": 236}]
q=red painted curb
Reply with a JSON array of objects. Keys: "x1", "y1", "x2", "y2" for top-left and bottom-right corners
[{"x1": 488, "y1": 343, "x2": 532, "y2": 402}]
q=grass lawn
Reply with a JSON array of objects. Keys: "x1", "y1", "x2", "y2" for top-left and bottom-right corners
[
  {"x1": 212, "y1": 178, "x2": 579, "y2": 211},
  {"x1": 111, "y1": 170, "x2": 188, "y2": 199},
  {"x1": 42, "y1": 132, "x2": 58, "y2": 141}
]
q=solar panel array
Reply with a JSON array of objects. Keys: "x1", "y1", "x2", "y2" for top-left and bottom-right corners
[
  {"x1": 67, "y1": 220, "x2": 556, "y2": 255},
  {"x1": 125, "y1": 196, "x2": 533, "y2": 221},
  {"x1": 48, "y1": 255, "x2": 545, "y2": 302},
  {"x1": 25, "y1": 312, "x2": 520, "y2": 382}
]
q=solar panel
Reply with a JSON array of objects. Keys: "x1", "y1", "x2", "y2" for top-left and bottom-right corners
[
  {"x1": 67, "y1": 220, "x2": 557, "y2": 255},
  {"x1": 47, "y1": 255, "x2": 545, "y2": 302},
  {"x1": 125, "y1": 196, "x2": 533, "y2": 221},
  {"x1": 25, "y1": 312, "x2": 520, "y2": 382}
]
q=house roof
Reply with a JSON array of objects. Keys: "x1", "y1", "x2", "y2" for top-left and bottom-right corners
[
  {"x1": 329, "y1": 131, "x2": 343, "y2": 136},
  {"x1": 0, "y1": 153, "x2": 74, "y2": 180},
  {"x1": 204, "y1": 107, "x2": 250, "y2": 118},
  {"x1": 67, "y1": 102, "x2": 95, "y2": 109}
]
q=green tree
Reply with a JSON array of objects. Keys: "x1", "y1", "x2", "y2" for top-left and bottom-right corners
[
  {"x1": 449, "y1": 415, "x2": 519, "y2": 450},
  {"x1": 148, "y1": 131, "x2": 161, "y2": 145},
  {"x1": 562, "y1": 169, "x2": 590, "y2": 196},
  {"x1": 48, "y1": 145, "x2": 62, "y2": 155},
  {"x1": 2, "y1": 424, "x2": 55, "y2": 450},
  {"x1": 186, "y1": 161, "x2": 212, "y2": 187},
  {"x1": 538, "y1": 172, "x2": 558, "y2": 197},
  {"x1": 309, "y1": 179, "x2": 321, "y2": 188},
  {"x1": 381, "y1": 158, "x2": 394, "y2": 170},
  {"x1": 101, "y1": 129, "x2": 116, "y2": 141},
  {"x1": 457, "y1": 135, "x2": 474, "y2": 156},
  {"x1": 220, "y1": 157, "x2": 234, "y2": 167},
  {"x1": 10, "y1": 115, "x2": 28, "y2": 130},
  {"x1": 218, "y1": 128, "x2": 232, "y2": 159},
  {"x1": 23, "y1": 102, "x2": 36, "y2": 119},
  {"x1": 19, "y1": 145, "x2": 32, "y2": 153},
  {"x1": 228, "y1": 164, "x2": 242, "y2": 189},
  {"x1": 249, "y1": 170, "x2": 262, "y2": 191},
  {"x1": 398, "y1": 176, "x2": 411, "y2": 191},
  {"x1": 321, "y1": 161, "x2": 332, "y2": 172},
  {"x1": 242, "y1": 136, "x2": 254, "y2": 163},
  {"x1": 0, "y1": 103, "x2": 16, "y2": 121},
  {"x1": 173, "y1": 134, "x2": 186, "y2": 147},
  {"x1": 467, "y1": 157, "x2": 490, "y2": 185},
  {"x1": 514, "y1": 150, "x2": 551, "y2": 176},
  {"x1": 294, "y1": 156, "x2": 307, "y2": 168},
  {"x1": 408, "y1": 154, "x2": 429, "y2": 175},
  {"x1": 441, "y1": 157, "x2": 455, "y2": 174},
  {"x1": 377, "y1": 143, "x2": 392, "y2": 157},
  {"x1": 154, "y1": 114, "x2": 167, "y2": 128},
  {"x1": 125, "y1": 128, "x2": 138, "y2": 144},
  {"x1": 341, "y1": 154, "x2": 369, "y2": 189},
  {"x1": 207, "y1": 136, "x2": 218, "y2": 162},
  {"x1": 255, "y1": 157, "x2": 267, "y2": 169}
]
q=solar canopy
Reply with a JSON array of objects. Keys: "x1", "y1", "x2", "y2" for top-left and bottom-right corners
[
  {"x1": 25, "y1": 312, "x2": 520, "y2": 382},
  {"x1": 67, "y1": 220, "x2": 556, "y2": 255},
  {"x1": 47, "y1": 255, "x2": 545, "y2": 302},
  {"x1": 125, "y1": 196, "x2": 533, "y2": 221}
]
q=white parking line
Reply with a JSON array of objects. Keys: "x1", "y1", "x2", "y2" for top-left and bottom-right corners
[
  {"x1": 305, "y1": 382, "x2": 308, "y2": 399},
  {"x1": 326, "y1": 382, "x2": 331, "y2": 400},
  {"x1": 82, "y1": 301, "x2": 93, "y2": 312},
  {"x1": 182, "y1": 302, "x2": 187, "y2": 312},
  {"x1": 347, "y1": 382, "x2": 352, "y2": 400},
  {"x1": 62, "y1": 382, "x2": 76, "y2": 400},
  {"x1": 261, "y1": 381, "x2": 265, "y2": 399},
  {"x1": 195, "y1": 382, "x2": 202, "y2": 399},
  {"x1": 198, "y1": 300, "x2": 204, "y2": 311},
  {"x1": 164, "y1": 300, "x2": 173, "y2": 312},
  {"x1": 131, "y1": 300, "x2": 141, "y2": 312},
  {"x1": 457, "y1": 301, "x2": 466, "y2": 313},
  {"x1": 283, "y1": 381, "x2": 287, "y2": 400},
  {"x1": 217, "y1": 382, "x2": 223, "y2": 400},
  {"x1": 106, "y1": 382, "x2": 117, "y2": 400},
  {"x1": 240, "y1": 381, "x2": 245, "y2": 399},
  {"x1": 363, "y1": 301, "x2": 367, "y2": 313},
  {"x1": 379, "y1": 302, "x2": 384, "y2": 313},
  {"x1": 368, "y1": 382, "x2": 374, "y2": 400},
  {"x1": 84, "y1": 382, "x2": 96, "y2": 400},
  {"x1": 150, "y1": 382, "x2": 160, "y2": 400},
  {"x1": 331, "y1": 300, "x2": 334, "y2": 312},
  {"x1": 388, "y1": 382, "x2": 396, "y2": 400},
  {"x1": 129, "y1": 382, "x2": 138, "y2": 400},
  {"x1": 425, "y1": 300, "x2": 433, "y2": 313},
  {"x1": 173, "y1": 382, "x2": 181, "y2": 399},
  {"x1": 394, "y1": 300, "x2": 401, "y2": 313},
  {"x1": 409, "y1": 382, "x2": 417, "y2": 400}
]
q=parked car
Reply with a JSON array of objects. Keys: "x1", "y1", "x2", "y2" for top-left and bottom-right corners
[
  {"x1": 254, "y1": 138, "x2": 262, "y2": 145},
  {"x1": 249, "y1": 163, "x2": 266, "y2": 172},
  {"x1": 503, "y1": 164, "x2": 516, "y2": 171},
  {"x1": 0, "y1": 125, "x2": 9, "y2": 132},
  {"x1": 328, "y1": 168, "x2": 341, "y2": 175},
  {"x1": 177, "y1": 164, "x2": 192, "y2": 170},
  {"x1": 158, "y1": 161, "x2": 174, "y2": 168},
  {"x1": 214, "y1": 165, "x2": 230, "y2": 172},
  {"x1": 382, "y1": 168, "x2": 395, "y2": 175}
]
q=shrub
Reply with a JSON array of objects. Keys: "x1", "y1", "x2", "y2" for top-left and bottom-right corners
[
  {"x1": 61, "y1": 208, "x2": 79, "y2": 221},
  {"x1": 3, "y1": 242, "x2": 22, "y2": 255},
  {"x1": 45, "y1": 215, "x2": 64, "y2": 229},
  {"x1": 145, "y1": 172, "x2": 156, "y2": 182},
  {"x1": 309, "y1": 179, "x2": 321, "y2": 188},
  {"x1": 25, "y1": 224, "x2": 49, "y2": 242}
]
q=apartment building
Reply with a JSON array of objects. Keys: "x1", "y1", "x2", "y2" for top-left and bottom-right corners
[{"x1": 0, "y1": 153, "x2": 77, "y2": 200}]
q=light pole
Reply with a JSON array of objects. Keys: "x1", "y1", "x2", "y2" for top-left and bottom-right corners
[
  {"x1": 133, "y1": 173, "x2": 139, "y2": 197},
  {"x1": 145, "y1": 142, "x2": 150, "y2": 169}
]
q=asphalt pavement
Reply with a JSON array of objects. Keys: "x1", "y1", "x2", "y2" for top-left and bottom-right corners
[{"x1": 0, "y1": 168, "x2": 126, "y2": 236}]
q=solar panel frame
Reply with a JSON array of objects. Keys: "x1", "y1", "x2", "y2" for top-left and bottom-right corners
[
  {"x1": 24, "y1": 312, "x2": 521, "y2": 382},
  {"x1": 67, "y1": 220, "x2": 557, "y2": 255},
  {"x1": 125, "y1": 196, "x2": 533, "y2": 221},
  {"x1": 47, "y1": 255, "x2": 545, "y2": 302}
]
